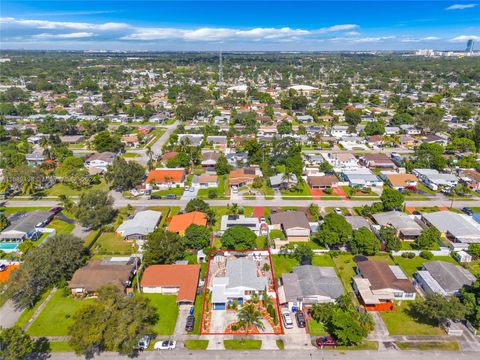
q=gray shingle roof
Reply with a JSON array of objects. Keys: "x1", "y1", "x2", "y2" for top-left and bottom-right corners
[
  {"x1": 270, "y1": 211, "x2": 310, "y2": 230},
  {"x1": 422, "y1": 261, "x2": 475, "y2": 293},
  {"x1": 226, "y1": 257, "x2": 268, "y2": 291}
]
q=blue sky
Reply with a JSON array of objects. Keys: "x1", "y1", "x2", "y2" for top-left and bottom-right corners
[{"x1": 1, "y1": 1, "x2": 479, "y2": 50}]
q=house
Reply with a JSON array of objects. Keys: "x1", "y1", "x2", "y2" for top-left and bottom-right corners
[
  {"x1": 345, "y1": 216, "x2": 372, "y2": 230},
  {"x1": 413, "y1": 169, "x2": 458, "y2": 191},
  {"x1": 353, "y1": 260, "x2": 416, "y2": 312},
  {"x1": 211, "y1": 256, "x2": 268, "y2": 310},
  {"x1": 145, "y1": 168, "x2": 185, "y2": 189},
  {"x1": 372, "y1": 211, "x2": 423, "y2": 240},
  {"x1": 400, "y1": 124, "x2": 421, "y2": 135},
  {"x1": 422, "y1": 211, "x2": 480, "y2": 244},
  {"x1": 193, "y1": 174, "x2": 218, "y2": 189},
  {"x1": 167, "y1": 211, "x2": 207, "y2": 235},
  {"x1": 228, "y1": 167, "x2": 261, "y2": 187},
  {"x1": 384, "y1": 173, "x2": 418, "y2": 191},
  {"x1": 206, "y1": 135, "x2": 227, "y2": 149},
  {"x1": 296, "y1": 115, "x2": 314, "y2": 123},
  {"x1": 60, "y1": 135, "x2": 85, "y2": 144},
  {"x1": 220, "y1": 215, "x2": 266, "y2": 235},
  {"x1": 84, "y1": 152, "x2": 116, "y2": 172},
  {"x1": 269, "y1": 173, "x2": 298, "y2": 189},
  {"x1": 331, "y1": 125, "x2": 348, "y2": 138},
  {"x1": 279, "y1": 265, "x2": 344, "y2": 311},
  {"x1": 177, "y1": 133, "x2": 204, "y2": 146},
  {"x1": 226, "y1": 152, "x2": 248, "y2": 167},
  {"x1": 459, "y1": 169, "x2": 480, "y2": 190},
  {"x1": 399, "y1": 134, "x2": 416, "y2": 147},
  {"x1": 201, "y1": 152, "x2": 220, "y2": 169},
  {"x1": 422, "y1": 134, "x2": 448, "y2": 146},
  {"x1": 270, "y1": 211, "x2": 311, "y2": 242},
  {"x1": 116, "y1": 210, "x2": 162, "y2": 240},
  {"x1": 141, "y1": 264, "x2": 200, "y2": 304},
  {"x1": 121, "y1": 134, "x2": 140, "y2": 148},
  {"x1": 340, "y1": 168, "x2": 383, "y2": 188},
  {"x1": 360, "y1": 154, "x2": 396, "y2": 169},
  {"x1": 307, "y1": 175, "x2": 339, "y2": 189},
  {"x1": 0, "y1": 211, "x2": 53, "y2": 242},
  {"x1": 68, "y1": 257, "x2": 138, "y2": 295},
  {"x1": 324, "y1": 153, "x2": 359, "y2": 172},
  {"x1": 385, "y1": 126, "x2": 400, "y2": 135},
  {"x1": 414, "y1": 261, "x2": 476, "y2": 296},
  {"x1": 161, "y1": 151, "x2": 178, "y2": 163},
  {"x1": 367, "y1": 135, "x2": 383, "y2": 147},
  {"x1": 25, "y1": 152, "x2": 45, "y2": 166}
]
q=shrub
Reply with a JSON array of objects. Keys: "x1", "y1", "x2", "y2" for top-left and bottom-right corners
[
  {"x1": 401, "y1": 252, "x2": 416, "y2": 259},
  {"x1": 420, "y1": 250, "x2": 434, "y2": 260},
  {"x1": 208, "y1": 189, "x2": 217, "y2": 199}
]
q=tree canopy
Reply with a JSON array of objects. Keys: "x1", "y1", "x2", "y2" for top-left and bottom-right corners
[
  {"x1": 380, "y1": 187, "x2": 404, "y2": 211},
  {"x1": 106, "y1": 156, "x2": 145, "y2": 191},
  {"x1": 73, "y1": 190, "x2": 116, "y2": 229},
  {"x1": 221, "y1": 225, "x2": 257, "y2": 250},
  {"x1": 143, "y1": 230, "x2": 185, "y2": 265},
  {"x1": 183, "y1": 224, "x2": 211, "y2": 250}
]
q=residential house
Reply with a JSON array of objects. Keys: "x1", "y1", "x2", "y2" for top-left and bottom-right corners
[
  {"x1": 360, "y1": 154, "x2": 397, "y2": 169},
  {"x1": 201, "y1": 152, "x2": 220, "y2": 169},
  {"x1": 323, "y1": 153, "x2": 359, "y2": 172},
  {"x1": 84, "y1": 152, "x2": 116, "y2": 172},
  {"x1": 220, "y1": 215, "x2": 266, "y2": 236},
  {"x1": 422, "y1": 211, "x2": 480, "y2": 245},
  {"x1": 340, "y1": 168, "x2": 383, "y2": 188},
  {"x1": 228, "y1": 167, "x2": 261, "y2": 188},
  {"x1": 385, "y1": 126, "x2": 400, "y2": 135},
  {"x1": 0, "y1": 211, "x2": 53, "y2": 242},
  {"x1": 269, "y1": 173, "x2": 298, "y2": 189},
  {"x1": 226, "y1": 152, "x2": 248, "y2": 167},
  {"x1": 141, "y1": 264, "x2": 200, "y2": 304},
  {"x1": 145, "y1": 168, "x2": 185, "y2": 189},
  {"x1": 413, "y1": 169, "x2": 458, "y2": 191},
  {"x1": 400, "y1": 124, "x2": 421, "y2": 135},
  {"x1": 367, "y1": 135, "x2": 383, "y2": 147},
  {"x1": 353, "y1": 260, "x2": 416, "y2": 312},
  {"x1": 177, "y1": 133, "x2": 204, "y2": 146},
  {"x1": 68, "y1": 257, "x2": 138, "y2": 295},
  {"x1": 415, "y1": 261, "x2": 476, "y2": 296},
  {"x1": 399, "y1": 134, "x2": 416, "y2": 147},
  {"x1": 307, "y1": 175, "x2": 339, "y2": 189},
  {"x1": 422, "y1": 134, "x2": 448, "y2": 146},
  {"x1": 211, "y1": 256, "x2": 268, "y2": 310},
  {"x1": 459, "y1": 169, "x2": 480, "y2": 190},
  {"x1": 270, "y1": 211, "x2": 311, "y2": 243},
  {"x1": 116, "y1": 210, "x2": 162, "y2": 240},
  {"x1": 161, "y1": 151, "x2": 178, "y2": 164},
  {"x1": 384, "y1": 173, "x2": 418, "y2": 191},
  {"x1": 345, "y1": 216, "x2": 371, "y2": 230},
  {"x1": 372, "y1": 211, "x2": 423, "y2": 240},
  {"x1": 25, "y1": 152, "x2": 45, "y2": 166},
  {"x1": 193, "y1": 174, "x2": 218, "y2": 189},
  {"x1": 60, "y1": 135, "x2": 85, "y2": 144},
  {"x1": 331, "y1": 125, "x2": 348, "y2": 138},
  {"x1": 167, "y1": 211, "x2": 207, "y2": 235},
  {"x1": 206, "y1": 135, "x2": 227, "y2": 150},
  {"x1": 279, "y1": 265, "x2": 344, "y2": 311},
  {"x1": 121, "y1": 134, "x2": 140, "y2": 148}
]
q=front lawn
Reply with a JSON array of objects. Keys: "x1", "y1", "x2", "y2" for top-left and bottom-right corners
[
  {"x1": 281, "y1": 183, "x2": 312, "y2": 200},
  {"x1": 396, "y1": 341, "x2": 459, "y2": 351},
  {"x1": 271, "y1": 254, "x2": 299, "y2": 278},
  {"x1": 380, "y1": 301, "x2": 444, "y2": 336},
  {"x1": 142, "y1": 294, "x2": 178, "y2": 335},
  {"x1": 27, "y1": 290, "x2": 93, "y2": 337},
  {"x1": 151, "y1": 187, "x2": 184, "y2": 197},
  {"x1": 308, "y1": 319, "x2": 328, "y2": 335},
  {"x1": 16, "y1": 290, "x2": 51, "y2": 329},
  {"x1": 224, "y1": 339, "x2": 262, "y2": 350},
  {"x1": 393, "y1": 255, "x2": 458, "y2": 278},
  {"x1": 184, "y1": 340, "x2": 209, "y2": 350},
  {"x1": 47, "y1": 218, "x2": 75, "y2": 235},
  {"x1": 92, "y1": 232, "x2": 136, "y2": 255},
  {"x1": 122, "y1": 152, "x2": 140, "y2": 158},
  {"x1": 46, "y1": 180, "x2": 108, "y2": 197}
]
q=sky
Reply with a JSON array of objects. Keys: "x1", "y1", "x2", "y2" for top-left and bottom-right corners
[{"x1": 0, "y1": 1, "x2": 479, "y2": 51}]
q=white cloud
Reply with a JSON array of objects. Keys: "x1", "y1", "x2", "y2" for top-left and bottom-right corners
[
  {"x1": 449, "y1": 35, "x2": 480, "y2": 42},
  {"x1": 400, "y1": 36, "x2": 441, "y2": 42},
  {"x1": 0, "y1": 17, "x2": 128, "y2": 31},
  {"x1": 446, "y1": 4, "x2": 478, "y2": 10},
  {"x1": 351, "y1": 36, "x2": 396, "y2": 43},
  {"x1": 345, "y1": 31, "x2": 361, "y2": 36},
  {"x1": 314, "y1": 24, "x2": 359, "y2": 33},
  {"x1": 32, "y1": 32, "x2": 96, "y2": 39}
]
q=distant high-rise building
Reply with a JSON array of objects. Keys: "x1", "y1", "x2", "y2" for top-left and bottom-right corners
[{"x1": 466, "y1": 39, "x2": 475, "y2": 53}]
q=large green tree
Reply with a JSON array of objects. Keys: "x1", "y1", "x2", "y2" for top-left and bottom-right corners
[
  {"x1": 144, "y1": 230, "x2": 185, "y2": 265},
  {"x1": 183, "y1": 224, "x2": 211, "y2": 250},
  {"x1": 73, "y1": 190, "x2": 116, "y2": 229},
  {"x1": 380, "y1": 187, "x2": 404, "y2": 211},
  {"x1": 92, "y1": 132, "x2": 124, "y2": 153},
  {"x1": 106, "y1": 157, "x2": 145, "y2": 191},
  {"x1": 350, "y1": 227, "x2": 380, "y2": 255},
  {"x1": 413, "y1": 227, "x2": 440, "y2": 250},
  {"x1": 221, "y1": 226, "x2": 257, "y2": 250},
  {"x1": 315, "y1": 213, "x2": 353, "y2": 247},
  {"x1": 0, "y1": 326, "x2": 36, "y2": 360},
  {"x1": 410, "y1": 293, "x2": 468, "y2": 325}
]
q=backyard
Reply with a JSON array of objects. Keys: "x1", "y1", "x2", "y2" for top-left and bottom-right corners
[
  {"x1": 92, "y1": 232, "x2": 137, "y2": 255},
  {"x1": 393, "y1": 255, "x2": 459, "y2": 278}
]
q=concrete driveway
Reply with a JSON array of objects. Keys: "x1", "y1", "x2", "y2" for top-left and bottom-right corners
[
  {"x1": 174, "y1": 305, "x2": 192, "y2": 336},
  {"x1": 181, "y1": 186, "x2": 198, "y2": 200}
]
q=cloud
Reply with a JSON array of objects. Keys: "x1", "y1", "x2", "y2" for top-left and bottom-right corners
[
  {"x1": 446, "y1": 4, "x2": 477, "y2": 10},
  {"x1": 314, "y1": 24, "x2": 359, "y2": 33},
  {"x1": 351, "y1": 36, "x2": 396, "y2": 43},
  {"x1": 400, "y1": 36, "x2": 441, "y2": 42},
  {"x1": 0, "y1": 17, "x2": 128, "y2": 31},
  {"x1": 32, "y1": 32, "x2": 96, "y2": 39},
  {"x1": 449, "y1": 35, "x2": 480, "y2": 42}
]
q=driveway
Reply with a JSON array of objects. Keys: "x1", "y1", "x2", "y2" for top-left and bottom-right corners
[
  {"x1": 174, "y1": 305, "x2": 192, "y2": 336},
  {"x1": 210, "y1": 310, "x2": 237, "y2": 333}
]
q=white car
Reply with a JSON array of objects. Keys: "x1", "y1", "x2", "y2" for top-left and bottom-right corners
[
  {"x1": 154, "y1": 340, "x2": 176, "y2": 350},
  {"x1": 334, "y1": 208, "x2": 342, "y2": 215},
  {"x1": 282, "y1": 312, "x2": 294, "y2": 329}
]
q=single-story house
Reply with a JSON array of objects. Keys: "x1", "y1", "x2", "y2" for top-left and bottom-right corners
[
  {"x1": 413, "y1": 169, "x2": 458, "y2": 191},
  {"x1": 366, "y1": 135, "x2": 383, "y2": 147},
  {"x1": 459, "y1": 169, "x2": 480, "y2": 190},
  {"x1": 116, "y1": 210, "x2": 162, "y2": 240},
  {"x1": 25, "y1": 152, "x2": 45, "y2": 166},
  {"x1": 360, "y1": 154, "x2": 396, "y2": 169},
  {"x1": 220, "y1": 215, "x2": 266, "y2": 235},
  {"x1": 384, "y1": 173, "x2": 418, "y2": 191},
  {"x1": 201, "y1": 152, "x2": 220, "y2": 169},
  {"x1": 84, "y1": 152, "x2": 116, "y2": 172},
  {"x1": 228, "y1": 167, "x2": 261, "y2": 187},
  {"x1": 68, "y1": 257, "x2": 138, "y2": 295},
  {"x1": 372, "y1": 211, "x2": 423, "y2": 240},
  {"x1": 340, "y1": 168, "x2": 383, "y2": 188},
  {"x1": 206, "y1": 135, "x2": 228, "y2": 149},
  {"x1": 211, "y1": 256, "x2": 268, "y2": 310},
  {"x1": 345, "y1": 216, "x2": 371, "y2": 230},
  {"x1": 141, "y1": 264, "x2": 200, "y2": 304},
  {"x1": 167, "y1": 211, "x2": 207, "y2": 235},
  {"x1": 279, "y1": 265, "x2": 344, "y2": 311},
  {"x1": 414, "y1": 261, "x2": 476, "y2": 296},
  {"x1": 0, "y1": 210, "x2": 53, "y2": 242},
  {"x1": 353, "y1": 260, "x2": 416, "y2": 312},
  {"x1": 307, "y1": 175, "x2": 339, "y2": 189},
  {"x1": 422, "y1": 211, "x2": 480, "y2": 244},
  {"x1": 177, "y1": 133, "x2": 204, "y2": 146},
  {"x1": 145, "y1": 168, "x2": 185, "y2": 189},
  {"x1": 269, "y1": 173, "x2": 298, "y2": 189},
  {"x1": 270, "y1": 211, "x2": 311, "y2": 242},
  {"x1": 121, "y1": 134, "x2": 140, "y2": 148},
  {"x1": 60, "y1": 135, "x2": 85, "y2": 144},
  {"x1": 194, "y1": 174, "x2": 218, "y2": 188}
]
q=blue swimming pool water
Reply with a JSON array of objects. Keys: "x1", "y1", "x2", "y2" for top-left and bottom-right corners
[{"x1": 0, "y1": 243, "x2": 19, "y2": 251}]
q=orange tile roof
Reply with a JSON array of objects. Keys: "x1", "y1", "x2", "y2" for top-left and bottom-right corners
[
  {"x1": 386, "y1": 173, "x2": 418, "y2": 187},
  {"x1": 146, "y1": 168, "x2": 185, "y2": 184},
  {"x1": 0, "y1": 264, "x2": 19, "y2": 283},
  {"x1": 141, "y1": 264, "x2": 200, "y2": 302},
  {"x1": 167, "y1": 211, "x2": 207, "y2": 233}
]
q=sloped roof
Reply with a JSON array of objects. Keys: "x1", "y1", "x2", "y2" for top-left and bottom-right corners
[
  {"x1": 270, "y1": 211, "x2": 310, "y2": 230},
  {"x1": 146, "y1": 168, "x2": 185, "y2": 183},
  {"x1": 167, "y1": 211, "x2": 207, "y2": 233},
  {"x1": 225, "y1": 257, "x2": 267, "y2": 291},
  {"x1": 117, "y1": 210, "x2": 162, "y2": 237},
  {"x1": 422, "y1": 261, "x2": 475, "y2": 293},
  {"x1": 357, "y1": 261, "x2": 415, "y2": 293}
]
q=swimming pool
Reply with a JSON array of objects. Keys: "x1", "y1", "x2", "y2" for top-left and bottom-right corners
[{"x1": 0, "y1": 243, "x2": 19, "y2": 252}]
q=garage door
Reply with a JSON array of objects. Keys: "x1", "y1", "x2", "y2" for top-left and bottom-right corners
[{"x1": 213, "y1": 303, "x2": 226, "y2": 310}]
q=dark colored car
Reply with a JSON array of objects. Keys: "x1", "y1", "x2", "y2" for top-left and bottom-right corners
[
  {"x1": 462, "y1": 207, "x2": 474, "y2": 216},
  {"x1": 316, "y1": 336, "x2": 337, "y2": 348},
  {"x1": 150, "y1": 195, "x2": 162, "y2": 200},
  {"x1": 295, "y1": 311, "x2": 306, "y2": 328},
  {"x1": 165, "y1": 194, "x2": 177, "y2": 199},
  {"x1": 49, "y1": 206, "x2": 63, "y2": 214},
  {"x1": 185, "y1": 315, "x2": 195, "y2": 332},
  {"x1": 0, "y1": 264, "x2": 8, "y2": 272}
]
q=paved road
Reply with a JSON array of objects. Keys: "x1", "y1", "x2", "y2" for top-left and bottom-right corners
[
  {"x1": 0, "y1": 300, "x2": 23, "y2": 328},
  {"x1": 302, "y1": 148, "x2": 414, "y2": 155},
  {"x1": 41, "y1": 349, "x2": 479, "y2": 360}
]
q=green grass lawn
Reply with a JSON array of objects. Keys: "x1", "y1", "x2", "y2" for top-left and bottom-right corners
[
  {"x1": 27, "y1": 290, "x2": 94, "y2": 337},
  {"x1": 393, "y1": 255, "x2": 458, "y2": 278},
  {"x1": 308, "y1": 319, "x2": 328, "y2": 335},
  {"x1": 331, "y1": 254, "x2": 356, "y2": 290},
  {"x1": 271, "y1": 255, "x2": 299, "y2": 278},
  {"x1": 48, "y1": 341, "x2": 74, "y2": 352},
  {"x1": 280, "y1": 183, "x2": 312, "y2": 200},
  {"x1": 16, "y1": 290, "x2": 51, "y2": 328},
  {"x1": 380, "y1": 301, "x2": 444, "y2": 336},
  {"x1": 92, "y1": 232, "x2": 136, "y2": 255},
  {"x1": 47, "y1": 218, "x2": 75, "y2": 235},
  {"x1": 224, "y1": 339, "x2": 262, "y2": 350},
  {"x1": 151, "y1": 187, "x2": 184, "y2": 197},
  {"x1": 416, "y1": 183, "x2": 437, "y2": 195},
  {"x1": 122, "y1": 152, "x2": 140, "y2": 158},
  {"x1": 256, "y1": 236, "x2": 267, "y2": 249},
  {"x1": 367, "y1": 254, "x2": 395, "y2": 264},
  {"x1": 211, "y1": 206, "x2": 231, "y2": 231},
  {"x1": 184, "y1": 340, "x2": 209, "y2": 350},
  {"x1": 312, "y1": 255, "x2": 335, "y2": 267},
  {"x1": 396, "y1": 341, "x2": 459, "y2": 351},
  {"x1": 46, "y1": 180, "x2": 108, "y2": 197},
  {"x1": 142, "y1": 294, "x2": 178, "y2": 335},
  {"x1": 192, "y1": 292, "x2": 204, "y2": 335},
  {"x1": 465, "y1": 259, "x2": 480, "y2": 277}
]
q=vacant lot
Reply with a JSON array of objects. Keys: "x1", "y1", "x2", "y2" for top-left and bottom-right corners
[
  {"x1": 142, "y1": 294, "x2": 178, "y2": 335},
  {"x1": 92, "y1": 232, "x2": 136, "y2": 255}
]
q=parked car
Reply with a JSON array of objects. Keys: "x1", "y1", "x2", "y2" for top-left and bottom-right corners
[
  {"x1": 282, "y1": 312, "x2": 294, "y2": 329},
  {"x1": 154, "y1": 340, "x2": 176, "y2": 350},
  {"x1": 316, "y1": 336, "x2": 337, "y2": 348},
  {"x1": 137, "y1": 336, "x2": 150, "y2": 351},
  {"x1": 334, "y1": 208, "x2": 342, "y2": 215},
  {"x1": 295, "y1": 311, "x2": 306, "y2": 328},
  {"x1": 165, "y1": 194, "x2": 177, "y2": 199},
  {"x1": 185, "y1": 315, "x2": 195, "y2": 332},
  {"x1": 49, "y1": 206, "x2": 63, "y2": 214},
  {"x1": 150, "y1": 195, "x2": 162, "y2": 200},
  {"x1": 462, "y1": 207, "x2": 474, "y2": 216},
  {"x1": 0, "y1": 264, "x2": 8, "y2": 272}
]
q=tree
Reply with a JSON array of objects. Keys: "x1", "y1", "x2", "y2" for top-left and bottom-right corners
[
  {"x1": 106, "y1": 157, "x2": 145, "y2": 191},
  {"x1": 215, "y1": 153, "x2": 231, "y2": 175},
  {"x1": 185, "y1": 198, "x2": 210, "y2": 213},
  {"x1": 143, "y1": 230, "x2": 185, "y2": 265},
  {"x1": 364, "y1": 121, "x2": 385, "y2": 136},
  {"x1": 413, "y1": 143, "x2": 446, "y2": 170},
  {"x1": 293, "y1": 245, "x2": 314, "y2": 265},
  {"x1": 73, "y1": 190, "x2": 116, "y2": 229},
  {"x1": 68, "y1": 286, "x2": 158, "y2": 357},
  {"x1": 468, "y1": 243, "x2": 480, "y2": 259},
  {"x1": 277, "y1": 120, "x2": 293, "y2": 134},
  {"x1": 92, "y1": 132, "x2": 124, "y2": 153},
  {"x1": 447, "y1": 138, "x2": 476, "y2": 153},
  {"x1": 413, "y1": 227, "x2": 440, "y2": 250},
  {"x1": 410, "y1": 293, "x2": 468, "y2": 325},
  {"x1": 350, "y1": 227, "x2": 380, "y2": 255},
  {"x1": 330, "y1": 309, "x2": 367, "y2": 346},
  {"x1": 252, "y1": 176, "x2": 263, "y2": 189},
  {"x1": 315, "y1": 213, "x2": 352, "y2": 247},
  {"x1": 7, "y1": 234, "x2": 86, "y2": 308},
  {"x1": 237, "y1": 303, "x2": 265, "y2": 333},
  {"x1": 460, "y1": 278, "x2": 480, "y2": 329},
  {"x1": 0, "y1": 213, "x2": 10, "y2": 231},
  {"x1": 345, "y1": 109, "x2": 362, "y2": 127},
  {"x1": 308, "y1": 203, "x2": 320, "y2": 220},
  {"x1": 184, "y1": 224, "x2": 210, "y2": 250},
  {"x1": 319, "y1": 161, "x2": 334, "y2": 173},
  {"x1": 380, "y1": 187, "x2": 404, "y2": 211},
  {"x1": 221, "y1": 226, "x2": 257, "y2": 250},
  {"x1": 0, "y1": 326, "x2": 35, "y2": 360},
  {"x1": 379, "y1": 226, "x2": 401, "y2": 252}
]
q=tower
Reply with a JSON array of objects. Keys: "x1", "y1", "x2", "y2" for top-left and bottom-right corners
[{"x1": 466, "y1": 39, "x2": 474, "y2": 54}]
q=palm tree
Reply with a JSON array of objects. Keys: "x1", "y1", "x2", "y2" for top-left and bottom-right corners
[
  {"x1": 230, "y1": 203, "x2": 239, "y2": 216},
  {"x1": 237, "y1": 303, "x2": 265, "y2": 333},
  {"x1": 146, "y1": 146, "x2": 154, "y2": 163},
  {"x1": 282, "y1": 170, "x2": 295, "y2": 190}
]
